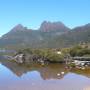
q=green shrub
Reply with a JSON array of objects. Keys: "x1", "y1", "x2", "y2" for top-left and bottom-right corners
[
  {"x1": 18, "y1": 48, "x2": 64, "y2": 62},
  {"x1": 70, "y1": 45, "x2": 90, "y2": 57}
]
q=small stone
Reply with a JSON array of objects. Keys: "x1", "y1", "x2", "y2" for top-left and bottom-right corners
[
  {"x1": 57, "y1": 73, "x2": 60, "y2": 76},
  {"x1": 81, "y1": 67, "x2": 85, "y2": 70},
  {"x1": 61, "y1": 72, "x2": 65, "y2": 75}
]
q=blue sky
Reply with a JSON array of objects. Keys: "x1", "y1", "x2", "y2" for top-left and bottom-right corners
[{"x1": 0, "y1": 0, "x2": 90, "y2": 36}]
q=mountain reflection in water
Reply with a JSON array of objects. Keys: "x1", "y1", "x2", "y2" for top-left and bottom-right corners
[
  {"x1": 0, "y1": 58, "x2": 68, "y2": 79},
  {"x1": 0, "y1": 56, "x2": 90, "y2": 90}
]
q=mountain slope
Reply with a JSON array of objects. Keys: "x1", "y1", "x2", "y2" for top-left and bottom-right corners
[{"x1": 51, "y1": 23, "x2": 90, "y2": 47}]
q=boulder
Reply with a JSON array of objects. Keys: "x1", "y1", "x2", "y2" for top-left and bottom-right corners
[{"x1": 13, "y1": 54, "x2": 25, "y2": 64}]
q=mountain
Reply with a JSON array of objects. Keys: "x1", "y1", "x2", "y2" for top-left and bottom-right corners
[
  {"x1": 10, "y1": 24, "x2": 27, "y2": 32},
  {"x1": 0, "y1": 21, "x2": 90, "y2": 49},
  {"x1": 0, "y1": 24, "x2": 42, "y2": 48},
  {"x1": 39, "y1": 21, "x2": 70, "y2": 32}
]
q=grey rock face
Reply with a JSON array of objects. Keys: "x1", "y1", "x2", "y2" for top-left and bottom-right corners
[
  {"x1": 39, "y1": 21, "x2": 70, "y2": 32},
  {"x1": 13, "y1": 54, "x2": 25, "y2": 64}
]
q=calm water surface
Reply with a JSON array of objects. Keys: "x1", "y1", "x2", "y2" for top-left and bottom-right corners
[{"x1": 0, "y1": 56, "x2": 90, "y2": 90}]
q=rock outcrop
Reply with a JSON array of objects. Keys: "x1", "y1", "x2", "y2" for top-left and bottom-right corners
[
  {"x1": 12, "y1": 53, "x2": 49, "y2": 64},
  {"x1": 39, "y1": 21, "x2": 70, "y2": 32}
]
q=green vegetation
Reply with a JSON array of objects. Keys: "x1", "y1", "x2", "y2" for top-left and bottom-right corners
[
  {"x1": 15, "y1": 44, "x2": 90, "y2": 63},
  {"x1": 70, "y1": 45, "x2": 90, "y2": 57},
  {"x1": 17, "y1": 48, "x2": 65, "y2": 62}
]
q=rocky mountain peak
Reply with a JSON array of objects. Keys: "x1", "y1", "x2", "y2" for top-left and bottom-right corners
[
  {"x1": 39, "y1": 21, "x2": 70, "y2": 32},
  {"x1": 11, "y1": 24, "x2": 27, "y2": 32}
]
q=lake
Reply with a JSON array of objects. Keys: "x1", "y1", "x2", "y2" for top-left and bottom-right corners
[{"x1": 0, "y1": 56, "x2": 90, "y2": 90}]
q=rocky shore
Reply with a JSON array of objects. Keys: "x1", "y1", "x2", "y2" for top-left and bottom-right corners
[
  {"x1": 12, "y1": 53, "x2": 49, "y2": 64},
  {"x1": 3, "y1": 45, "x2": 90, "y2": 68},
  {"x1": 5, "y1": 48, "x2": 66, "y2": 64}
]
